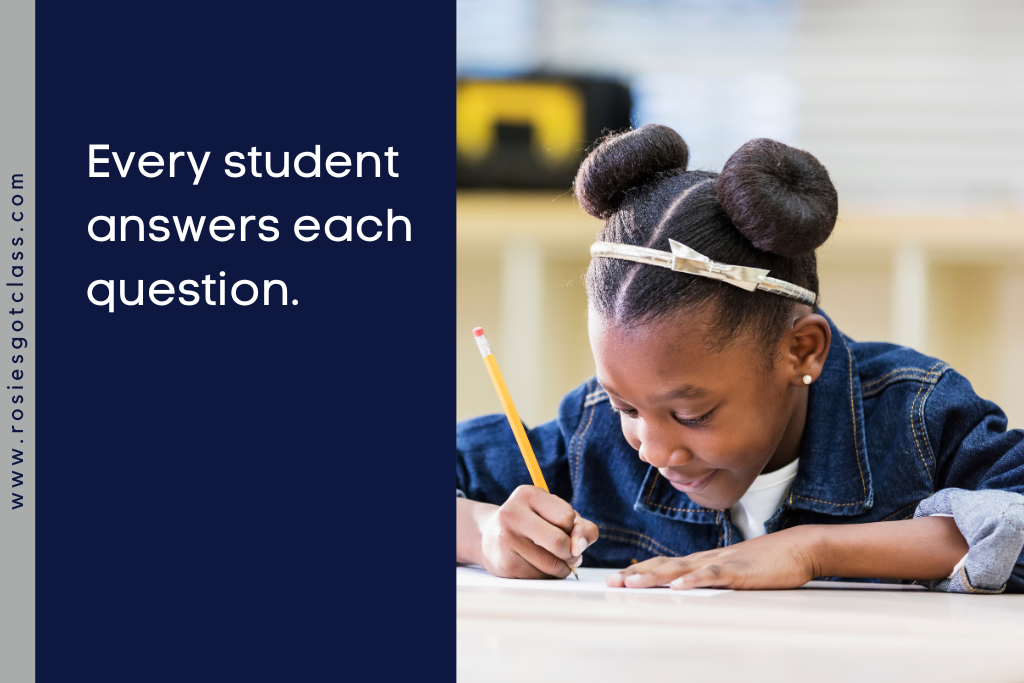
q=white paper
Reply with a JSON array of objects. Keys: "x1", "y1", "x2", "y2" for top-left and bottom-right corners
[
  {"x1": 456, "y1": 565, "x2": 732, "y2": 597},
  {"x1": 458, "y1": 566, "x2": 926, "y2": 594}
]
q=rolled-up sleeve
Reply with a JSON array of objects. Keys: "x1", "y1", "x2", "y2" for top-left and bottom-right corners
[
  {"x1": 915, "y1": 488, "x2": 1024, "y2": 593},
  {"x1": 922, "y1": 370, "x2": 1024, "y2": 593}
]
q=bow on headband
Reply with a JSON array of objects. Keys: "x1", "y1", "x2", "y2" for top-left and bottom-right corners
[{"x1": 590, "y1": 240, "x2": 817, "y2": 307}]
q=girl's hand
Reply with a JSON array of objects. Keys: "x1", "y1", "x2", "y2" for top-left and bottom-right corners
[
  {"x1": 474, "y1": 486, "x2": 599, "y2": 579},
  {"x1": 606, "y1": 526, "x2": 821, "y2": 590}
]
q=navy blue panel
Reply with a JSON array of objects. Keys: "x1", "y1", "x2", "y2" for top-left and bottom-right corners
[{"x1": 37, "y1": 2, "x2": 452, "y2": 680}]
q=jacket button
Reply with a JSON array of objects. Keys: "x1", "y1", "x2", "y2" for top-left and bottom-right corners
[{"x1": 630, "y1": 558, "x2": 638, "y2": 564}]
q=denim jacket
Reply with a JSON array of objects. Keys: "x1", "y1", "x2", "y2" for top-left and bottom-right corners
[{"x1": 456, "y1": 315, "x2": 1024, "y2": 593}]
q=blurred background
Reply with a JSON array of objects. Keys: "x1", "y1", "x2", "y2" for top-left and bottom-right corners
[{"x1": 456, "y1": 0, "x2": 1024, "y2": 430}]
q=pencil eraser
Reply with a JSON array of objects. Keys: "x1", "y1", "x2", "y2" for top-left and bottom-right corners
[{"x1": 473, "y1": 327, "x2": 485, "y2": 337}]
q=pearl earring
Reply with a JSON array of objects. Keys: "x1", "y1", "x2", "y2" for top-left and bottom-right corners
[{"x1": 802, "y1": 375, "x2": 813, "y2": 385}]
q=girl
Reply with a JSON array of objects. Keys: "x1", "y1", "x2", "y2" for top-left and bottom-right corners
[{"x1": 455, "y1": 125, "x2": 1024, "y2": 593}]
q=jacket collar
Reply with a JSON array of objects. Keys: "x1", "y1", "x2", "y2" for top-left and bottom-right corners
[
  {"x1": 634, "y1": 313, "x2": 874, "y2": 524},
  {"x1": 786, "y1": 315, "x2": 874, "y2": 516},
  {"x1": 633, "y1": 465, "x2": 723, "y2": 524}
]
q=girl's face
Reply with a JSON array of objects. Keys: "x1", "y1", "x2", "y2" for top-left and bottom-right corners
[{"x1": 589, "y1": 305, "x2": 829, "y2": 511}]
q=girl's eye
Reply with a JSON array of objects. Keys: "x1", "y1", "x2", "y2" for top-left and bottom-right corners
[
  {"x1": 611, "y1": 406, "x2": 713, "y2": 426},
  {"x1": 674, "y1": 409, "x2": 714, "y2": 427}
]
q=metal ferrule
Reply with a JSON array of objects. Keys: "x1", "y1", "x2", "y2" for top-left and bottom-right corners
[{"x1": 474, "y1": 334, "x2": 492, "y2": 358}]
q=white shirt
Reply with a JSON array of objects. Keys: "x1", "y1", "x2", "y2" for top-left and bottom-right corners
[{"x1": 730, "y1": 458, "x2": 800, "y2": 541}]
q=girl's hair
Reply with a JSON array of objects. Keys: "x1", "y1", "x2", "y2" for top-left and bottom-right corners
[{"x1": 574, "y1": 124, "x2": 838, "y2": 352}]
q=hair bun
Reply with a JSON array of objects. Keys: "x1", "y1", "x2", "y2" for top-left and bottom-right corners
[
  {"x1": 717, "y1": 138, "x2": 838, "y2": 258},
  {"x1": 574, "y1": 124, "x2": 689, "y2": 219}
]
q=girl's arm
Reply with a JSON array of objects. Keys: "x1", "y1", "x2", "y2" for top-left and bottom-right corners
[
  {"x1": 607, "y1": 516, "x2": 968, "y2": 590},
  {"x1": 456, "y1": 497, "x2": 489, "y2": 566},
  {"x1": 811, "y1": 516, "x2": 968, "y2": 580}
]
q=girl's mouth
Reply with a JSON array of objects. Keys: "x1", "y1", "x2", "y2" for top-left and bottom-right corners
[{"x1": 663, "y1": 469, "x2": 717, "y2": 493}]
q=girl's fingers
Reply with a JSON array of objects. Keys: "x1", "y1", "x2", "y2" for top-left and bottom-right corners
[
  {"x1": 519, "y1": 486, "x2": 577, "y2": 533},
  {"x1": 622, "y1": 558, "x2": 696, "y2": 588},
  {"x1": 605, "y1": 556, "x2": 672, "y2": 587},
  {"x1": 518, "y1": 510, "x2": 574, "y2": 560},
  {"x1": 501, "y1": 551, "x2": 554, "y2": 580},
  {"x1": 670, "y1": 564, "x2": 733, "y2": 590},
  {"x1": 570, "y1": 517, "x2": 599, "y2": 557},
  {"x1": 515, "y1": 538, "x2": 573, "y2": 579}
]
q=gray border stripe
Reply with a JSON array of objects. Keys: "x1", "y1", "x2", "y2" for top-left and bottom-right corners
[{"x1": 1, "y1": 0, "x2": 35, "y2": 680}]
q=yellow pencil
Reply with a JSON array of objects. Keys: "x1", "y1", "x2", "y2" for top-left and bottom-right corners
[{"x1": 473, "y1": 327, "x2": 578, "y2": 579}]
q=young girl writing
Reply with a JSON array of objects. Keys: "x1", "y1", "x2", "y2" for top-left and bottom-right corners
[{"x1": 455, "y1": 125, "x2": 1024, "y2": 593}]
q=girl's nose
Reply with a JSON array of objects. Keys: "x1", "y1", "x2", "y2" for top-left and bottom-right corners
[
  {"x1": 637, "y1": 421, "x2": 692, "y2": 468},
  {"x1": 639, "y1": 445, "x2": 693, "y2": 469}
]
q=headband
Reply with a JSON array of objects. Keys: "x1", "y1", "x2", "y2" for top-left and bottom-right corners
[{"x1": 590, "y1": 240, "x2": 817, "y2": 307}]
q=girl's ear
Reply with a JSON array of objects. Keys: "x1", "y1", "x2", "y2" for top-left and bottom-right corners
[{"x1": 785, "y1": 312, "x2": 831, "y2": 385}]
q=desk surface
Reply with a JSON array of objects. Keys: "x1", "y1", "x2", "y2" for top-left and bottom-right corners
[{"x1": 457, "y1": 569, "x2": 1024, "y2": 683}]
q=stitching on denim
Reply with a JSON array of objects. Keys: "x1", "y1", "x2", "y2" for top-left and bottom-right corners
[
  {"x1": 863, "y1": 366, "x2": 943, "y2": 385},
  {"x1": 601, "y1": 535, "x2": 669, "y2": 557},
  {"x1": 598, "y1": 528, "x2": 675, "y2": 557},
  {"x1": 569, "y1": 380, "x2": 598, "y2": 492},
  {"x1": 790, "y1": 493, "x2": 862, "y2": 507},
  {"x1": 909, "y1": 379, "x2": 931, "y2": 478},
  {"x1": 599, "y1": 532, "x2": 678, "y2": 557},
  {"x1": 862, "y1": 376, "x2": 932, "y2": 399},
  {"x1": 572, "y1": 403, "x2": 596, "y2": 491},
  {"x1": 643, "y1": 472, "x2": 718, "y2": 514},
  {"x1": 1004, "y1": 503, "x2": 1024, "y2": 532},
  {"x1": 880, "y1": 502, "x2": 919, "y2": 521},
  {"x1": 647, "y1": 500, "x2": 717, "y2": 514},
  {"x1": 861, "y1": 367, "x2": 944, "y2": 390},
  {"x1": 599, "y1": 525, "x2": 675, "y2": 554},
  {"x1": 959, "y1": 563, "x2": 1004, "y2": 594},
  {"x1": 861, "y1": 368, "x2": 921, "y2": 388},
  {"x1": 584, "y1": 388, "x2": 608, "y2": 407},
  {"x1": 845, "y1": 341, "x2": 868, "y2": 502},
  {"x1": 917, "y1": 365, "x2": 941, "y2": 472},
  {"x1": 861, "y1": 370, "x2": 941, "y2": 389},
  {"x1": 861, "y1": 370, "x2": 945, "y2": 398},
  {"x1": 909, "y1": 362, "x2": 944, "y2": 484},
  {"x1": 645, "y1": 500, "x2": 718, "y2": 514},
  {"x1": 567, "y1": 380, "x2": 589, "y2": 491},
  {"x1": 645, "y1": 470, "x2": 659, "y2": 505}
]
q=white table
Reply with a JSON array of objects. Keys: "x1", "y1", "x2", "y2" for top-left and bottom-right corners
[{"x1": 457, "y1": 567, "x2": 1024, "y2": 683}]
